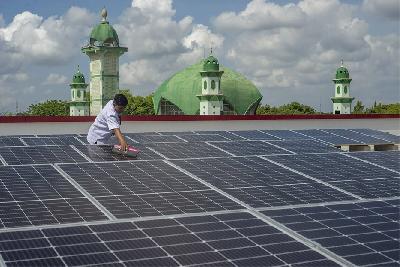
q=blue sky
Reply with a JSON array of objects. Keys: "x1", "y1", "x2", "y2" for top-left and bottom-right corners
[{"x1": 0, "y1": 0, "x2": 398, "y2": 113}]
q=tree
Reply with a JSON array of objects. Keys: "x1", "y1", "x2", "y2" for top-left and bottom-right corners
[
  {"x1": 257, "y1": 102, "x2": 316, "y2": 115},
  {"x1": 119, "y1": 90, "x2": 155, "y2": 115},
  {"x1": 366, "y1": 102, "x2": 400, "y2": 114},
  {"x1": 26, "y1": 100, "x2": 70, "y2": 116},
  {"x1": 353, "y1": 100, "x2": 364, "y2": 114}
]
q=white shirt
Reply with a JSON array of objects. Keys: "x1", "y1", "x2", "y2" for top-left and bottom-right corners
[{"x1": 87, "y1": 100, "x2": 121, "y2": 145}]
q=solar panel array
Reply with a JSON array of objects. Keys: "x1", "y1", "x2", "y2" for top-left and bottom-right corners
[{"x1": 0, "y1": 129, "x2": 398, "y2": 266}]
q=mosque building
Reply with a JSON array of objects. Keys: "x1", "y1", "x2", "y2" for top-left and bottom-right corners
[{"x1": 69, "y1": 8, "x2": 355, "y2": 116}]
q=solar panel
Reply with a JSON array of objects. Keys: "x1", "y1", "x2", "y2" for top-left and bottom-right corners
[
  {"x1": 350, "y1": 129, "x2": 400, "y2": 143},
  {"x1": 59, "y1": 161, "x2": 242, "y2": 218},
  {"x1": 146, "y1": 142, "x2": 231, "y2": 159},
  {"x1": 267, "y1": 153, "x2": 400, "y2": 198},
  {"x1": 260, "y1": 130, "x2": 312, "y2": 140},
  {"x1": 210, "y1": 140, "x2": 292, "y2": 156},
  {"x1": 0, "y1": 164, "x2": 107, "y2": 228},
  {"x1": 262, "y1": 200, "x2": 400, "y2": 266},
  {"x1": 0, "y1": 128, "x2": 397, "y2": 266},
  {"x1": 22, "y1": 136, "x2": 84, "y2": 146},
  {"x1": 267, "y1": 139, "x2": 341, "y2": 154},
  {"x1": 125, "y1": 134, "x2": 183, "y2": 143},
  {"x1": 322, "y1": 129, "x2": 391, "y2": 144},
  {"x1": 0, "y1": 146, "x2": 89, "y2": 165},
  {"x1": 0, "y1": 212, "x2": 340, "y2": 267},
  {"x1": 348, "y1": 151, "x2": 400, "y2": 172},
  {"x1": 74, "y1": 145, "x2": 163, "y2": 161},
  {"x1": 179, "y1": 134, "x2": 230, "y2": 142},
  {"x1": 194, "y1": 131, "x2": 247, "y2": 141},
  {"x1": 173, "y1": 157, "x2": 354, "y2": 208},
  {"x1": 0, "y1": 137, "x2": 25, "y2": 147},
  {"x1": 157, "y1": 131, "x2": 196, "y2": 135},
  {"x1": 229, "y1": 130, "x2": 281, "y2": 140}
]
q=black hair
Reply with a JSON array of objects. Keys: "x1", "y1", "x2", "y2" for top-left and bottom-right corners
[{"x1": 113, "y1": 94, "x2": 128, "y2": 106}]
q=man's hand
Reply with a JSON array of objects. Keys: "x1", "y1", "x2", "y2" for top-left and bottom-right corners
[
  {"x1": 113, "y1": 128, "x2": 128, "y2": 151},
  {"x1": 120, "y1": 139, "x2": 129, "y2": 152}
]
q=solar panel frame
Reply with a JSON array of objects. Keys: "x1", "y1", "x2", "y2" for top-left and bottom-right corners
[
  {"x1": 210, "y1": 140, "x2": 293, "y2": 156},
  {"x1": 322, "y1": 129, "x2": 392, "y2": 144},
  {"x1": 0, "y1": 145, "x2": 89, "y2": 165},
  {"x1": 347, "y1": 151, "x2": 400, "y2": 172},
  {"x1": 178, "y1": 134, "x2": 231, "y2": 142},
  {"x1": 172, "y1": 156, "x2": 355, "y2": 208},
  {"x1": 266, "y1": 153, "x2": 400, "y2": 199},
  {"x1": 194, "y1": 131, "x2": 247, "y2": 141},
  {"x1": 0, "y1": 137, "x2": 25, "y2": 147},
  {"x1": 125, "y1": 134, "x2": 184, "y2": 143},
  {"x1": 59, "y1": 161, "x2": 242, "y2": 218},
  {"x1": 0, "y1": 212, "x2": 340, "y2": 267},
  {"x1": 0, "y1": 164, "x2": 108, "y2": 229},
  {"x1": 22, "y1": 136, "x2": 85, "y2": 146},
  {"x1": 267, "y1": 139, "x2": 341, "y2": 154},
  {"x1": 262, "y1": 200, "x2": 400, "y2": 267},
  {"x1": 260, "y1": 130, "x2": 313, "y2": 140},
  {"x1": 145, "y1": 142, "x2": 232, "y2": 159},
  {"x1": 349, "y1": 129, "x2": 400, "y2": 143},
  {"x1": 228, "y1": 130, "x2": 282, "y2": 140},
  {"x1": 73, "y1": 145, "x2": 164, "y2": 162}
]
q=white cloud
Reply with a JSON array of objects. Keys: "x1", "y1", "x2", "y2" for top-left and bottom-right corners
[
  {"x1": 362, "y1": 0, "x2": 400, "y2": 20},
  {"x1": 0, "y1": 7, "x2": 95, "y2": 66},
  {"x1": 214, "y1": 0, "x2": 306, "y2": 32},
  {"x1": 43, "y1": 73, "x2": 68, "y2": 85},
  {"x1": 212, "y1": 0, "x2": 399, "y2": 109},
  {"x1": 118, "y1": 0, "x2": 224, "y2": 90}
]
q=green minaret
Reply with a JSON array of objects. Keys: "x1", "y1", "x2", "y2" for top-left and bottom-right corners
[
  {"x1": 196, "y1": 50, "x2": 224, "y2": 115},
  {"x1": 331, "y1": 60, "x2": 354, "y2": 114},
  {"x1": 70, "y1": 66, "x2": 89, "y2": 116},
  {"x1": 82, "y1": 7, "x2": 127, "y2": 115}
]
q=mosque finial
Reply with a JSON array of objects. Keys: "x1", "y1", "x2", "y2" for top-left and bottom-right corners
[
  {"x1": 341, "y1": 59, "x2": 344, "y2": 67},
  {"x1": 77, "y1": 64, "x2": 80, "y2": 72},
  {"x1": 101, "y1": 7, "x2": 107, "y2": 22}
]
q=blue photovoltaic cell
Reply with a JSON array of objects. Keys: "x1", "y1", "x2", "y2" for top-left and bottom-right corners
[
  {"x1": 260, "y1": 130, "x2": 312, "y2": 140},
  {"x1": 263, "y1": 200, "x2": 400, "y2": 266},
  {"x1": 74, "y1": 145, "x2": 163, "y2": 161},
  {"x1": 0, "y1": 145, "x2": 88, "y2": 165},
  {"x1": 229, "y1": 130, "x2": 281, "y2": 140},
  {"x1": 173, "y1": 157, "x2": 354, "y2": 208},
  {"x1": 22, "y1": 136, "x2": 84, "y2": 146},
  {"x1": 322, "y1": 129, "x2": 391, "y2": 144},
  {"x1": 60, "y1": 161, "x2": 241, "y2": 218},
  {"x1": 267, "y1": 153, "x2": 400, "y2": 198},
  {"x1": 0, "y1": 137, "x2": 25, "y2": 147},
  {"x1": 0, "y1": 212, "x2": 339, "y2": 267},
  {"x1": 0, "y1": 164, "x2": 107, "y2": 228},
  {"x1": 267, "y1": 139, "x2": 341, "y2": 154},
  {"x1": 179, "y1": 134, "x2": 230, "y2": 142},
  {"x1": 146, "y1": 142, "x2": 231, "y2": 159},
  {"x1": 194, "y1": 131, "x2": 247, "y2": 141},
  {"x1": 348, "y1": 151, "x2": 400, "y2": 172},
  {"x1": 125, "y1": 134, "x2": 183, "y2": 143},
  {"x1": 211, "y1": 140, "x2": 291, "y2": 156},
  {"x1": 350, "y1": 129, "x2": 400, "y2": 143}
]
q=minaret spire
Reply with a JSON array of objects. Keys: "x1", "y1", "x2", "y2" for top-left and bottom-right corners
[{"x1": 101, "y1": 7, "x2": 107, "y2": 22}]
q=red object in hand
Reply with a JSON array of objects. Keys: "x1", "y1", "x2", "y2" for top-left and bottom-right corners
[{"x1": 112, "y1": 145, "x2": 140, "y2": 157}]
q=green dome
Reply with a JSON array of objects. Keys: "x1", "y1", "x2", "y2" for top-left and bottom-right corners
[
  {"x1": 90, "y1": 21, "x2": 119, "y2": 46},
  {"x1": 71, "y1": 70, "x2": 85, "y2": 84},
  {"x1": 335, "y1": 66, "x2": 350, "y2": 79},
  {"x1": 203, "y1": 55, "x2": 220, "y2": 71},
  {"x1": 153, "y1": 60, "x2": 263, "y2": 115}
]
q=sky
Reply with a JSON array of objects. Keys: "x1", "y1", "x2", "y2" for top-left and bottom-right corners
[{"x1": 0, "y1": 0, "x2": 399, "y2": 114}]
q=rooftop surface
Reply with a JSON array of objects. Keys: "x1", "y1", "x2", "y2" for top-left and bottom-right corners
[{"x1": 0, "y1": 124, "x2": 399, "y2": 266}]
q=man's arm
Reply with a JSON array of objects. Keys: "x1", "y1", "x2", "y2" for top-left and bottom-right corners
[{"x1": 113, "y1": 128, "x2": 128, "y2": 151}]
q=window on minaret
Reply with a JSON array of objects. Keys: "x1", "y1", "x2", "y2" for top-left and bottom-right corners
[
  {"x1": 204, "y1": 80, "x2": 207, "y2": 90},
  {"x1": 337, "y1": 86, "x2": 340, "y2": 94},
  {"x1": 211, "y1": 80, "x2": 215, "y2": 89},
  {"x1": 344, "y1": 85, "x2": 348, "y2": 94},
  {"x1": 77, "y1": 91, "x2": 81, "y2": 98}
]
